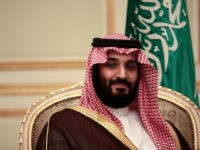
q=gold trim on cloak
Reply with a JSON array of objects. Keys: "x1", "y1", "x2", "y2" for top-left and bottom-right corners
[{"x1": 71, "y1": 106, "x2": 138, "y2": 150}]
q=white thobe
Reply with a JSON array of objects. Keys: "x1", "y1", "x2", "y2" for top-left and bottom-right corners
[{"x1": 108, "y1": 107, "x2": 157, "y2": 150}]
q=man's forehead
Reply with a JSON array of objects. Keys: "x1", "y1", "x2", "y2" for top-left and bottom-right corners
[{"x1": 106, "y1": 50, "x2": 137, "y2": 61}]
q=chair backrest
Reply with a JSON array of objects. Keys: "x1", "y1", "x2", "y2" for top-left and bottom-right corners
[
  {"x1": 157, "y1": 86, "x2": 200, "y2": 150},
  {"x1": 19, "y1": 82, "x2": 200, "y2": 150}
]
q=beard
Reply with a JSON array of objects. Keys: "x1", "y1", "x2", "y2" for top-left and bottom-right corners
[
  {"x1": 93, "y1": 65, "x2": 138, "y2": 108},
  {"x1": 98, "y1": 79, "x2": 137, "y2": 108}
]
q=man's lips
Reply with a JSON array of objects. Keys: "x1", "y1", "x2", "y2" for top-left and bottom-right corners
[{"x1": 111, "y1": 83, "x2": 128, "y2": 89}]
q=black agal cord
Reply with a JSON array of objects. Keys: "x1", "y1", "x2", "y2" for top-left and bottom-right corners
[{"x1": 92, "y1": 38, "x2": 142, "y2": 48}]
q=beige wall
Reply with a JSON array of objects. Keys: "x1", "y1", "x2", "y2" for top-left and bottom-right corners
[
  {"x1": 0, "y1": 0, "x2": 106, "y2": 58},
  {"x1": 0, "y1": 0, "x2": 199, "y2": 149}
]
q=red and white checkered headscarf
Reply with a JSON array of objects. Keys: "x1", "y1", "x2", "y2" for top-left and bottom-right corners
[{"x1": 79, "y1": 33, "x2": 176, "y2": 149}]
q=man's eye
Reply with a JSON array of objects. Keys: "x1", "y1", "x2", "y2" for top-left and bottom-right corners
[
  {"x1": 106, "y1": 63, "x2": 116, "y2": 68},
  {"x1": 126, "y1": 64, "x2": 137, "y2": 70}
]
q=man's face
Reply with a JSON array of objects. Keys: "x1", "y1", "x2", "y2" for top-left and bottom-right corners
[{"x1": 93, "y1": 50, "x2": 139, "y2": 108}]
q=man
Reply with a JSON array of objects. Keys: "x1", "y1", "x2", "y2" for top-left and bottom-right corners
[{"x1": 36, "y1": 33, "x2": 181, "y2": 150}]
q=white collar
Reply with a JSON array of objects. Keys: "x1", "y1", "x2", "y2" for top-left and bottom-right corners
[{"x1": 107, "y1": 106, "x2": 129, "y2": 117}]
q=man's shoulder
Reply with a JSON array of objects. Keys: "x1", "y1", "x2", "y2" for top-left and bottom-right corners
[
  {"x1": 50, "y1": 108, "x2": 84, "y2": 122},
  {"x1": 49, "y1": 107, "x2": 101, "y2": 128}
]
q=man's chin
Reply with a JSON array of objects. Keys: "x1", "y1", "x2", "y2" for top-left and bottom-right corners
[
  {"x1": 105, "y1": 94, "x2": 133, "y2": 108},
  {"x1": 112, "y1": 93, "x2": 127, "y2": 97},
  {"x1": 97, "y1": 89, "x2": 135, "y2": 108}
]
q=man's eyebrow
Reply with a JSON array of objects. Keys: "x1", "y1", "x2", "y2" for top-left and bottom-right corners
[
  {"x1": 127, "y1": 60, "x2": 138, "y2": 63},
  {"x1": 106, "y1": 58, "x2": 138, "y2": 63},
  {"x1": 107, "y1": 57, "x2": 118, "y2": 61}
]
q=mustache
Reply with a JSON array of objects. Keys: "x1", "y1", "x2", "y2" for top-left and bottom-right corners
[{"x1": 109, "y1": 78, "x2": 131, "y2": 87}]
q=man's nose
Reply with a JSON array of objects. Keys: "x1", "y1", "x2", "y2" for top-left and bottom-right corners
[{"x1": 117, "y1": 66, "x2": 127, "y2": 79}]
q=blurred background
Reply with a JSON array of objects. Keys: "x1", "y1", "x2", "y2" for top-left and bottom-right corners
[{"x1": 0, "y1": 0, "x2": 199, "y2": 149}]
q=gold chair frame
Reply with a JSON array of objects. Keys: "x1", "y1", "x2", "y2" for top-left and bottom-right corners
[{"x1": 19, "y1": 82, "x2": 200, "y2": 150}]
